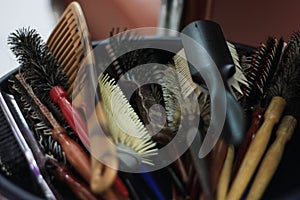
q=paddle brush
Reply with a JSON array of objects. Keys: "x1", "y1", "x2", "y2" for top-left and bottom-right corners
[
  {"x1": 227, "y1": 32, "x2": 300, "y2": 200},
  {"x1": 8, "y1": 28, "x2": 89, "y2": 150}
]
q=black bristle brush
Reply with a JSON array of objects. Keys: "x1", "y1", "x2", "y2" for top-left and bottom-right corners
[
  {"x1": 227, "y1": 32, "x2": 300, "y2": 200},
  {"x1": 8, "y1": 28, "x2": 89, "y2": 149},
  {"x1": 7, "y1": 78, "x2": 101, "y2": 200},
  {"x1": 8, "y1": 76, "x2": 67, "y2": 163},
  {"x1": 241, "y1": 37, "x2": 284, "y2": 114}
]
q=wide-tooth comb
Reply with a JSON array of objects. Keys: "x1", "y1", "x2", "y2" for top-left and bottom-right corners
[{"x1": 46, "y1": 2, "x2": 92, "y2": 96}]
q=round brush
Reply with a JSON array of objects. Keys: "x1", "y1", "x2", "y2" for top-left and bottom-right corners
[
  {"x1": 227, "y1": 32, "x2": 300, "y2": 200},
  {"x1": 8, "y1": 28, "x2": 89, "y2": 150}
]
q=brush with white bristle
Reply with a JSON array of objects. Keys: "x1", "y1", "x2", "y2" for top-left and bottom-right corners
[{"x1": 98, "y1": 73, "x2": 158, "y2": 167}]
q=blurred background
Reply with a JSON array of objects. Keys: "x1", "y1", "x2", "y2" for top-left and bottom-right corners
[{"x1": 1, "y1": 0, "x2": 300, "y2": 77}]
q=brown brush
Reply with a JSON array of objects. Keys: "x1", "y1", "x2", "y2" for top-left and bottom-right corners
[{"x1": 227, "y1": 32, "x2": 300, "y2": 200}]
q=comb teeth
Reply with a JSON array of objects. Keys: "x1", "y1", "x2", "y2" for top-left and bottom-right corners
[
  {"x1": 241, "y1": 37, "x2": 284, "y2": 112},
  {"x1": 98, "y1": 74, "x2": 158, "y2": 165},
  {"x1": 46, "y1": 2, "x2": 91, "y2": 96}
]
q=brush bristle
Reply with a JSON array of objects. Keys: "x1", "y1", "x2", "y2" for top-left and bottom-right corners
[
  {"x1": 98, "y1": 74, "x2": 158, "y2": 165},
  {"x1": 8, "y1": 76, "x2": 67, "y2": 163},
  {"x1": 8, "y1": 28, "x2": 69, "y2": 99},
  {"x1": 241, "y1": 37, "x2": 284, "y2": 113},
  {"x1": 268, "y1": 32, "x2": 300, "y2": 107}
]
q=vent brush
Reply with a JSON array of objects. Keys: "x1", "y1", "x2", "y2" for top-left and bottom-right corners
[{"x1": 227, "y1": 32, "x2": 300, "y2": 200}]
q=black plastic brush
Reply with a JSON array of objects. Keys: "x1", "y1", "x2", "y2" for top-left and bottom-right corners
[{"x1": 8, "y1": 28, "x2": 89, "y2": 149}]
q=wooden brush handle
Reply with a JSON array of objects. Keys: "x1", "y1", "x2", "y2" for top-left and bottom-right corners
[
  {"x1": 47, "y1": 158, "x2": 98, "y2": 200},
  {"x1": 226, "y1": 96, "x2": 286, "y2": 200},
  {"x1": 231, "y1": 106, "x2": 265, "y2": 179},
  {"x1": 210, "y1": 139, "x2": 228, "y2": 195},
  {"x1": 53, "y1": 130, "x2": 91, "y2": 182},
  {"x1": 217, "y1": 145, "x2": 234, "y2": 200},
  {"x1": 50, "y1": 86, "x2": 89, "y2": 149},
  {"x1": 246, "y1": 115, "x2": 297, "y2": 200}
]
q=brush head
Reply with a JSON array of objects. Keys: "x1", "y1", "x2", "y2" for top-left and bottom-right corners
[
  {"x1": 241, "y1": 37, "x2": 284, "y2": 114},
  {"x1": 8, "y1": 76, "x2": 67, "y2": 163},
  {"x1": 268, "y1": 32, "x2": 300, "y2": 117},
  {"x1": 98, "y1": 73, "x2": 158, "y2": 168},
  {"x1": 8, "y1": 28, "x2": 69, "y2": 99}
]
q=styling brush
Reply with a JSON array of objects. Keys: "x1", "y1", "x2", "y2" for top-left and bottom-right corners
[
  {"x1": 227, "y1": 32, "x2": 300, "y2": 200},
  {"x1": 0, "y1": 90, "x2": 56, "y2": 199},
  {"x1": 3, "y1": 86, "x2": 98, "y2": 200},
  {"x1": 8, "y1": 28, "x2": 89, "y2": 150},
  {"x1": 232, "y1": 37, "x2": 284, "y2": 179}
]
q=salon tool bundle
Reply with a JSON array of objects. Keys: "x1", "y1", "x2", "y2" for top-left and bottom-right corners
[{"x1": 1, "y1": 1, "x2": 300, "y2": 200}]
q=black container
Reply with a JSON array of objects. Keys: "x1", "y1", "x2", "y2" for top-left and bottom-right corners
[{"x1": 0, "y1": 36, "x2": 299, "y2": 200}]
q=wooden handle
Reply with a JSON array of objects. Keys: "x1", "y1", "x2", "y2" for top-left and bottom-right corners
[
  {"x1": 50, "y1": 86, "x2": 90, "y2": 149},
  {"x1": 226, "y1": 96, "x2": 286, "y2": 200},
  {"x1": 210, "y1": 139, "x2": 228, "y2": 195},
  {"x1": 232, "y1": 106, "x2": 265, "y2": 180},
  {"x1": 54, "y1": 131, "x2": 91, "y2": 182},
  {"x1": 246, "y1": 115, "x2": 297, "y2": 200},
  {"x1": 47, "y1": 158, "x2": 98, "y2": 200},
  {"x1": 217, "y1": 145, "x2": 234, "y2": 200}
]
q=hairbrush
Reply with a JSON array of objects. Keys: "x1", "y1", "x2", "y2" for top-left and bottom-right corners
[
  {"x1": 14, "y1": 73, "x2": 91, "y2": 183},
  {"x1": 181, "y1": 20, "x2": 247, "y2": 146},
  {"x1": 8, "y1": 28, "x2": 89, "y2": 150},
  {"x1": 0, "y1": 90, "x2": 55, "y2": 199},
  {"x1": 3, "y1": 85, "x2": 97, "y2": 200},
  {"x1": 98, "y1": 73, "x2": 158, "y2": 167},
  {"x1": 171, "y1": 32, "x2": 248, "y2": 198},
  {"x1": 227, "y1": 32, "x2": 300, "y2": 200},
  {"x1": 8, "y1": 76, "x2": 67, "y2": 163},
  {"x1": 231, "y1": 37, "x2": 284, "y2": 180}
]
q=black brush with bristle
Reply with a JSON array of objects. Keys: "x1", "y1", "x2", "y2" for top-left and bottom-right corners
[
  {"x1": 8, "y1": 28, "x2": 89, "y2": 149},
  {"x1": 8, "y1": 76, "x2": 67, "y2": 163}
]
